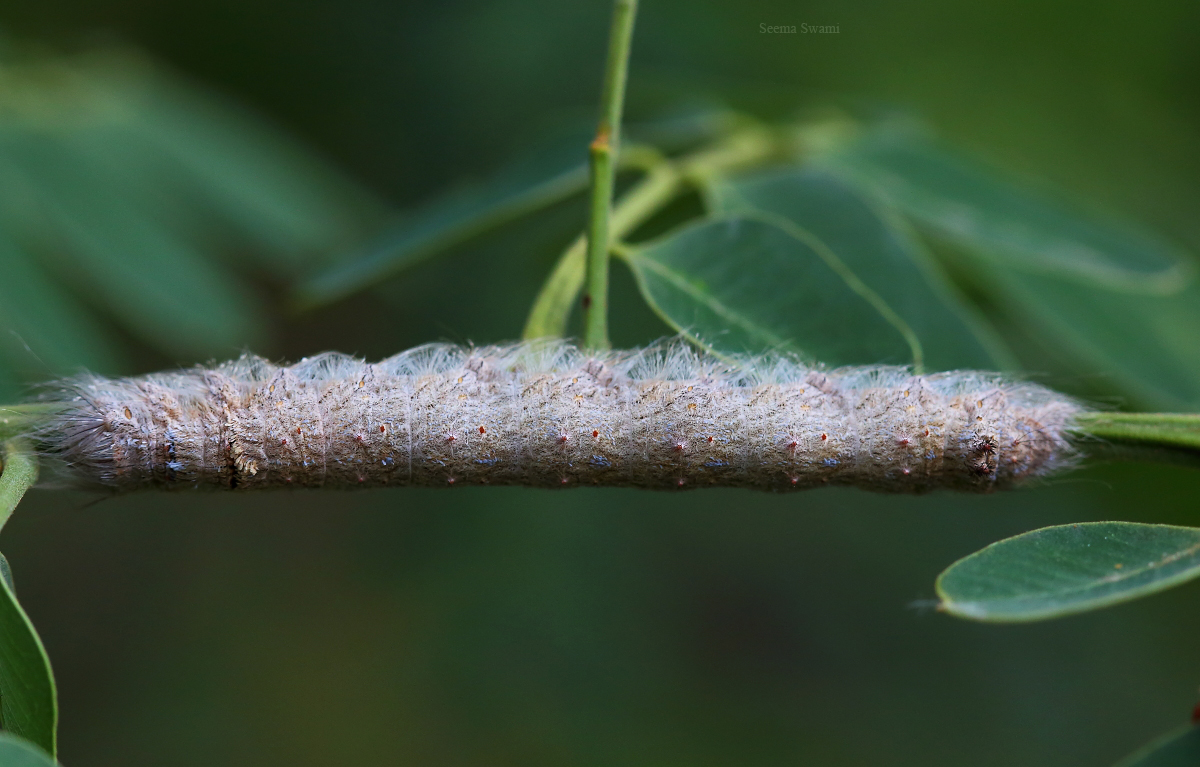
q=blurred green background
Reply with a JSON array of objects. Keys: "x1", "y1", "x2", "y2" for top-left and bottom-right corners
[{"x1": 3, "y1": 0, "x2": 1200, "y2": 764}]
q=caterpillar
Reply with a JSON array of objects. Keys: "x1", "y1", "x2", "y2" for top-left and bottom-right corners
[{"x1": 35, "y1": 341, "x2": 1083, "y2": 493}]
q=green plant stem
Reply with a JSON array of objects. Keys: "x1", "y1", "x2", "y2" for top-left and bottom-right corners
[
  {"x1": 0, "y1": 440, "x2": 38, "y2": 533},
  {"x1": 1075, "y1": 412, "x2": 1200, "y2": 453},
  {"x1": 582, "y1": 0, "x2": 639, "y2": 350},
  {"x1": 524, "y1": 126, "x2": 781, "y2": 339},
  {"x1": 524, "y1": 159, "x2": 679, "y2": 339}
]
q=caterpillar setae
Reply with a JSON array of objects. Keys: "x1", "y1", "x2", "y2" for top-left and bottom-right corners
[{"x1": 34, "y1": 341, "x2": 1084, "y2": 493}]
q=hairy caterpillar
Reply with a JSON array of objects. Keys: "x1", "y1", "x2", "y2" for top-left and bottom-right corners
[{"x1": 36, "y1": 341, "x2": 1083, "y2": 493}]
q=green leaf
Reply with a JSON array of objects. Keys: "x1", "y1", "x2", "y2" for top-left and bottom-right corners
[
  {"x1": 937, "y1": 522, "x2": 1200, "y2": 622},
  {"x1": 0, "y1": 572, "x2": 55, "y2": 758},
  {"x1": 818, "y1": 121, "x2": 1200, "y2": 409},
  {"x1": 0, "y1": 733, "x2": 58, "y2": 767},
  {"x1": 707, "y1": 166, "x2": 1011, "y2": 372},
  {"x1": 961, "y1": 259, "x2": 1200, "y2": 411},
  {"x1": 621, "y1": 216, "x2": 917, "y2": 365},
  {"x1": 0, "y1": 226, "x2": 124, "y2": 377},
  {"x1": 2, "y1": 134, "x2": 267, "y2": 359},
  {"x1": 1114, "y1": 725, "x2": 1200, "y2": 767},
  {"x1": 108, "y1": 61, "x2": 384, "y2": 268},
  {"x1": 819, "y1": 121, "x2": 1193, "y2": 293},
  {"x1": 294, "y1": 126, "x2": 595, "y2": 309},
  {"x1": 0, "y1": 47, "x2": 384, "y2": 368},
  {"x1": 0, "y1": 443, "x2": 55, "y2": 758},
  {"x1": 0, "y1": 440, "x2": 37, "y2": 532}
]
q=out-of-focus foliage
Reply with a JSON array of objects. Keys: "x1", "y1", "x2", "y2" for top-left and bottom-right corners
[
  {"x1": 0, "y1": 733, "x2": 58, "y2": 767},
  {"x1": 1, "y1": 1, "x2": 1200, "y2": 766},
  {"x1": 810, "y1": 120, "x2": 1200, "y2": 411},
  {"x1": 0, "y1": 45, "x2": 384, "y2": 398},
  {"x1": 1115, "y1": 725, "x2": 1200, "y2": 767}
]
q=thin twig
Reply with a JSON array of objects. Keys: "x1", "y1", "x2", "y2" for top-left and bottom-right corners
[
  {"x1": 1075, "y1": 412, "x2": 1200, "y2": 454},
  {"x1": 582, "y1": 0, "x2": 639, "y2": 349},
  {"x1": 525, "y1": 126, "x2": 781, "y2": 339}
]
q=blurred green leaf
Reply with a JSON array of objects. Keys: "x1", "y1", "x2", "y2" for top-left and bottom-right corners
[
  {"x1": 0, "y1": 225, "x2": 123, "y2": 379},
  {"x1": 816, "y1": 121, "x2": 1200, "y2": 409},
  {"x1": 102, "y1": 59, "x2": 385, "y2": 268},
  {"x1": 937, "y1": 522, "x2": 1200, "y2": 622},
  {"x1": 1115, "y1": 726, "x2": 1200, "y2": 767},
  {"x1": 819, "y1": 121, "x2": 1194, "y2": 293},
  {"x1": 0, "y1": 371, "x2": 18, "y2": 407},
  {"x1": 620, "y1": 215, "x2": 917, "y2": 365},
  {"x1": 624, "y1": 103, "x2": 743, "y2": 153},
  {"x1": 3, "y1": 134, "x2": 267, "y2": 358},
  {"x1": 960, "y1": 259, "x2": 1200, "y2": 411},
  {"x1": 0, "y1": 733, "x2": 58, "y2": 767},
  {"x1": 0, "y1": 46, "x2": 384, "y2": 375},
  {"x1": 0, "y1": 442, "x2": 54, "y2": 758},
  {"x1": 707, "y1": 166, "x2": 1011, "y2": 372},
  {"x1": 294, "y1": 125, "x2": 596, "y2": 309}
]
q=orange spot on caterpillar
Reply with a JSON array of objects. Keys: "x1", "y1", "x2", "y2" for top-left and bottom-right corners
[
  {"x1": 902, "y1": 467, "x2": 911, "y2": 476},
  {"x1": 790, "y1": 476, "x2": 799, "y2": 486},
  {"x1": 787, "y1": 440, "x2": 798, "y2": 451},
  {"x1": 269, "y1": 384, "x2": 275, "y2": 393},
  {"x1": 446, "y1": 434, "x2": 456, "y2": 442},
  {"x1": 592, "y1": 429, "x2": 599, "y2": 438},
  {"x1": 676, "y1": 478, "x2": 685, "y2": 487},
  {"x1": 124, "y1": 407, "x2": 132, "y2": 419},
  {"x1": 897, "y1": 437, "x2": 910, "y2": 446},
  {"x1": 558, "y1": 434, "x2": 569, "y2": 443},
  {"x1": 358, "y1": 475, "x2": 366, "y2": 483},
  {"x1": 447, "y1": 476, "x2": 456, "y2": 485},
  {"x1": 820, "y1": 433, "x2": 828, "y2": 441},
  {"x1": 924, "y1": 429, "x2": 930, "y2": 437},
  {"x1": 355, "y1": 434, "x2": 364, "y2": 443},
  {"x1": 560, "y1": 477, "x2": 569, "y2": 485},
  {"x1": 295, "y1": 427, "x2": 302, "y2": 435},
  {"x1": 707, "y1": 435, "x2": 714, "y2": 443},
  {"x1": 479, "y1": 426, "x2": 486, "y2": 434},
  {"x1": 281, "y1": 438, "x2": 288, "y2": 446},
  {"x1": 379, "y1": 425, "x2": 386, "y2": 433},
  {"x1": 674, "y1": 442, "x2": 686, "y2": 452}
]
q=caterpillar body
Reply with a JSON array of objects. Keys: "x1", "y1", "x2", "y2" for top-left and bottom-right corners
[{"x1": 39, "y1": 342, "x2": 1083, "y2": 493}]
